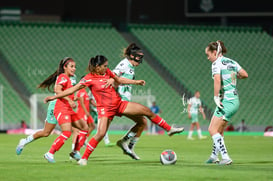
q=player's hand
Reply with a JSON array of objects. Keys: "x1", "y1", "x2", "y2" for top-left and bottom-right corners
[
  {"x1": 214, "y1": 96, "x2": 223, "y2": 109},
  {"x1": 68, "y1": 99, "x2": 77, "y2": 109},
  {"x1": 135, "y1": 80, "x2": 145, "y2": 86},
  {"x1": 104, "y1": 78, "x2": 115, "y2": 88},
  {"x1": 44, "y1": 96, "x2": 55, "y2": 103}
]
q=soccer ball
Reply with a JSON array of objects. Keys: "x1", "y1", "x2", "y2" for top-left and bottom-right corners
[{"x1": 160, "y1": 149, "x2": 177, "y2": 165}]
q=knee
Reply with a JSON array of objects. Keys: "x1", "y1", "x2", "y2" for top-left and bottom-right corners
[
  {"x1": 95, "y1": 130, "x2": 106, "y2": 141},
  {"x1": 208, "y1": 126, "x2": 216, "y2": 136}
]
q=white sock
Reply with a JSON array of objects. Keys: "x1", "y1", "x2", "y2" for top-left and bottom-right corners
[
  {"x1": 104, "y1": 132, "x2": 110, "y2": 144},
  {"x1": 210, "y1": 143, "x2": 219, "y2": 159},
  {"x1": 128, "y1": 137, "x2": 139, "y2": 150},
  {"x1": 123, "y1": 131, "x2": 136, "y2": 142},
  {"x1": 151, "y1": 124, "x2": 156, "y2": 134},
  {"x1": 71, "y1": 143, "x2": 75, "y2": 151},
  {"x1": 212, "y1": 133, "x2": 230, "y2": 160},
  {"x1": 188, "y1": 130, "x2": 193, "y2": 138},
  {"x1": 197, "y1": 129, "x2": 202, "y2": 138},
  {"x1": 25, "y1": 135, "x2": 34, "y2": 145}
]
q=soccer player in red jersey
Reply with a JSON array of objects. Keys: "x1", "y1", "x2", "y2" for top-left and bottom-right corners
[
  {"x1": 70, "y1": 87, "x2": 96, "y2": 155},
  {"x1": 44, "y1": 55, "x2": 184, "y2": 166},
  {"x1": 40, "y1": 57, "x2": 89, "y2": 163}
]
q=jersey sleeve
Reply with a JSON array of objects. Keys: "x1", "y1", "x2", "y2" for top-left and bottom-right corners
[
  {"x1": 234, "y1": 61, "x2": 242, "y2": 72},
  {"x1": 106, "y1": 68, "x2": 116, "y2": 78},
  {"x1": 79, "y1": 74, "x2": 93, "y2": 87},
  {"x1": 113, "y1": 62, "x2": 124, "y2": 76},
  {"x1": 56, "y1": 74, "x2": 68, "y2": 87},
  {"x1": 211, "y1": 61, "x2": 221, "y2": 77}
]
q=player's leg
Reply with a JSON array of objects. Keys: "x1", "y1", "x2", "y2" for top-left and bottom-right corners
[
  {"x1": 78, "y1": 117, "x2": 111, "y2": 165},
  {"x1": 70, "y1": 127, "x2": 80, "y2": 160},
  {"x1": 187, "y1": 122, "x2": 195, "y2": 140},
  {"x1": 44, "y1": 121, "x2": 72, "y2": 163},
  {"x1": 196, "y1": 122, "x2": 206, "y2": 139},
  {"x1": 16, "y1": 120, "x2": 56, "y2": 155},
  {"x1": 207, "y1": 116, "x2": 231, "y2": 164},
  {"x1": 123, "y1": 102, "x2": 184, "y2": 136},
  {"x1": 95, "y1": 113, "x2": 113, "y2": 146},
  {"x1": 17, "y1": 102, "x2": 58, "y2": 155},
  {"x1": 117, "y1": 115, "x2": 147, "y2": 160},
  {"x1": 70, "y1": 117, "x2": 89, "y2": 161}
]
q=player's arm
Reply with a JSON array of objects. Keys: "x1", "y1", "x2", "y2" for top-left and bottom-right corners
[
  {"x1": 79, "y1": 96, "x2": 91, "y2": 117},
  {"x1": 114, "y1": 76, "x2": 145, "y2": 86},
  {"x1": 44, "y1": 83, "x2": 86, "y2": 103},
  {"x1": 213, "y1": 74, "x2": 223, "y2": 108},
  {"x1": 199, "y1": 106, "x2": 206, "y2": 120},
  {"x1": 54, "y1": 84, "x2": 76, "y2": 108},
  {"x1": 237, "y1": 68, "x2": 248, "y2": 79}
]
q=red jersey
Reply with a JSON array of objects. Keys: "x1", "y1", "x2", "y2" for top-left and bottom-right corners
[
  {"x1": 55, "y1": 73, "x2": 75, "y2": 114},
  {"x1": 79, "y1": 68, "x2": 121, "y2": 110},
  {"x1": 76, "y1": 88, "x2": 90, "y2": 115}
]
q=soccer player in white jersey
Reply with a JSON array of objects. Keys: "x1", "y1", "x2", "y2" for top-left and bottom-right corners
[
  {"x1": 113, "y1": 43, "x2": 148, "y2": 160},
  {"x1": 187, "y1": 91, "x2": 206, "y2": 140},
  {"x1": 205, "y1": 40, "x2": 248, "y2": 165}
]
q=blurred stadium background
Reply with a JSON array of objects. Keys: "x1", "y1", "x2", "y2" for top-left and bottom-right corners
[{"x1": 0, "y1": 0, "x2": 272, "y2": 132}]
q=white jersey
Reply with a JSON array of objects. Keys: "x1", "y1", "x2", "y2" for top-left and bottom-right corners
[
  {"x1": 188, "y1": 97, "x2": 201, "y2": 114},
  {"x1": 113, "y1": 58, "x2": 135, "y2": 101},
  {"x1": 212, "y1": 56, "x2": 242, "y2": 100}
]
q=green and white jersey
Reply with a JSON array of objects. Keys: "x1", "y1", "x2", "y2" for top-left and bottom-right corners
[
  {"x1": 212, "y1": 56, "x2": 242, "y2": 101},
  {"x1": 113, "y1": 58, "x2": 135, "y2": 101},
  {"x1": 188, "y1": 97, "x2": 201, "y2": 114},
  {"x1": 70, "y1": 74, "x2": 77, "y2": 86}
]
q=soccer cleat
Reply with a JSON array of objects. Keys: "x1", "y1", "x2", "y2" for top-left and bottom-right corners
[
  {"x1": 69, "y1": 151, "x2": 81, "y2": 161},
  {"x1": 116, "y1": 139, "x2": 137, "y2": 159},
  {"x1": 16, "y1": 139, "x2": 26, "y2": 155},
  {"x1": 167, "y1": 126, "x2": 184, "y2": 136},
  {"x1": 130, "y1": 149, "x2": 140, "y2": 160},
  {"x1": 205, "y1": 157, "x2": 220, "y2": 164},
  {"x1": 219, "y1": 159, "x2": 233, "y2": 165},
  {"x1": 77, "y1": 159, "x2": 88, "y2": 166},
  {"x1": 44, "y1": 152, "x2": 56, "y2": 163},
  {"x1": 199, "y1": 136, "x2": 207, "y2": 140},
  {"x1": 187, "y1": 137, "x2": 195, "y2": 140}
]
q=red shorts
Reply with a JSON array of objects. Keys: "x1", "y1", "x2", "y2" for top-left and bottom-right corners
[
  {"x1": 82, "y1": 114, "x2": 94, "y2": 124},
  {"x1": 97, "y1": 100, "x2": 129, "y2": 120},
  {"x1": 54, "y1": 110, "x2": 80, "y2": 125}
]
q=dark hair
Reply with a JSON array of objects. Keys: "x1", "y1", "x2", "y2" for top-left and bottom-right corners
[
  {"x1": 88, "y1": 55, "x2": 108, "y2": 73},
  {"x1": 37, "y1": 57, "x2": 74, "y2": 92},
  {"x1": 206, "y1": 40, "x2": 227, "y2": 55},
  {"x1": 123, "y1": 43, "x2": 144, "y2": 63}
]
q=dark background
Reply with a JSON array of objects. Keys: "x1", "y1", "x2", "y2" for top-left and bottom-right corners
[{"x1": 1, "y1": 0, "x2": 273, "y2": 32}]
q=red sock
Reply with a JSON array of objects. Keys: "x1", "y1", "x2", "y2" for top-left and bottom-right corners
[
  {"x1": 82, "y1": 137, "x2": 99, "y2": 160},
  {"x1": 151, "y1": 115, "x2": 171, "y2": 131},
  {"x1": 74, "y1": 130, "x2": 88, "y2": 152},
  {"x1": 49, "y1": 131, "x2": 71, "y2": 154}
]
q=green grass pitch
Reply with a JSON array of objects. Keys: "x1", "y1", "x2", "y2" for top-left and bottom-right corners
[{"x1": 0, "y1": 133, "x2": 272, "y2": 181}]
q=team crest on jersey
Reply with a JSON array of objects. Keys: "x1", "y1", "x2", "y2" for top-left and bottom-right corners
[
  {"x1": 59, "y1": 77, "x2": 68, "y2": 84},
  {"x1": 65, "y1": 115, "x2": 69, "y2": 120}
]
